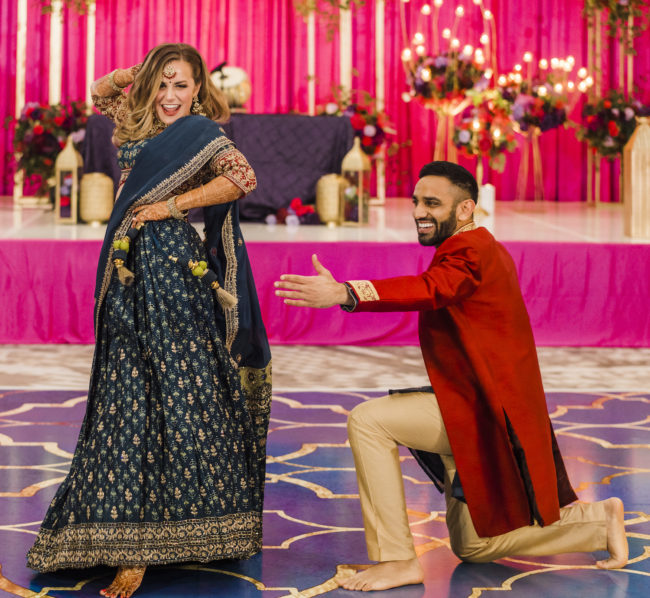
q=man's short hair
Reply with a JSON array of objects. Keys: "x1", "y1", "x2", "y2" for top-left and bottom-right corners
[{"x1": 418, "y1": 161, "x2": 478, "y2": 204}]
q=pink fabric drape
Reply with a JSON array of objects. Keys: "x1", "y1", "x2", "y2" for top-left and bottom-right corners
[
  {"x1": 1, "y1": 238, "x2": 649, "y2": 347},
  {"x1": 2, "y1": 0, "x2": 649, "y2": 199}
]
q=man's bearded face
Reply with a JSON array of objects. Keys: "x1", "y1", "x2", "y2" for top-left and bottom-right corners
[{"x1": 412, "y1": 176, "x2": 463, "y2": 247}]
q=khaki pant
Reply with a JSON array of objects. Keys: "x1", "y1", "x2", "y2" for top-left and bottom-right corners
[{"x1": 347, "y1": 392, "x2": 608, "y2": 562}]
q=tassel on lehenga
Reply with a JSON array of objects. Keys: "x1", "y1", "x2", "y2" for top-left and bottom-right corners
[
  {"x1": 188, "y1": 259, "x2": 238, "y2": 309},
  {"x1": 112, "y1": 223, "x2": 143, "y2": 286}
]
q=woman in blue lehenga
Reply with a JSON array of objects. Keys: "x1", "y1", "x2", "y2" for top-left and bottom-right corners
[{"x1": 26, "y1": 44, "x2": 271, "y2": 598}]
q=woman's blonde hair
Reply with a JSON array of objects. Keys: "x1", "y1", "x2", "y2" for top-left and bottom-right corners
[{"x1": 113, "y1": 43, "x2": 230, "y2": 146}]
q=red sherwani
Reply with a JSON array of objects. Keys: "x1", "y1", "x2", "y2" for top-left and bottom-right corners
[{"x1": 346, "y1": 227, "x2": 577, "y2": 538}]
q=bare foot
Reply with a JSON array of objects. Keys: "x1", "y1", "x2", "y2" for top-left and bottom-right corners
[
  {"x1": 596, "y1": 497, "x2": 628, "y2": 569},
  {"x1": 336, "y1": 558, "x2": 424, "y2": 591},
  {"x1": 100, "y1": 565, "x2": 146, "y2": 598}
]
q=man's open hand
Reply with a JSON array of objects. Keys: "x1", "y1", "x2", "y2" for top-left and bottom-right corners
[{"x1": 274, "y1": 254, "x2": 353, "y2": 308}]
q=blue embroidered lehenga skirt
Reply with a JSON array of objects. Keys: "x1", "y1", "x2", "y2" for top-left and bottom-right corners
[{"x1": 26, "y1": 217, "x2": 270, "y2": 571}]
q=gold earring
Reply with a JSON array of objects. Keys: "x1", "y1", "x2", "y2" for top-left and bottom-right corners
[{"x1": 192, "y1": 96, "x2": 206, "y2": 116}]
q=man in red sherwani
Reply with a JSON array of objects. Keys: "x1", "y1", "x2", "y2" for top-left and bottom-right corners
[{"x1": 274, "y1": 161, "x2": 628, "y2": 592}]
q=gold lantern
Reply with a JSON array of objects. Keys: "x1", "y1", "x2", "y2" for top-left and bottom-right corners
[
  {"x1": 80, "y1": 172, "x2": 114, "y2": 226},
  {"x1": 623, "y1": 117, "x2": 650, "y2": 238},
  {"x1": 54, "y1": 135, "x2": 83, "y2": 224},
  {"x1": 340, "y1": 137, "x2": 371, "y2": 225}
]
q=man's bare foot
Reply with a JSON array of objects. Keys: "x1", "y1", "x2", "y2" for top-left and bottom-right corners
[
  {"x1": 335, "y1": 558, "x2": 424, "y2": 591},
  {"x1": 99, "y1": 565, "x2": 146, "y2": 598},
  {"x1": 596, "y1": 497, "x2": 628, "y2": 569}
]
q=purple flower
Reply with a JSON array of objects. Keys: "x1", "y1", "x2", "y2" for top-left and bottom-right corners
[
  {"x1": 624, "y1": 107, "x2": 635, "y2": 120},
  {"x1": 70, "y1": 129, "x2": 86, "y2": 144},
  {"x1": 603, "y1": 136, "x2": 615, "y2": 147},
  {"x1": 433, "y1": 56, "x2": 448, "y2": 69},
  {"x1": 611, "y1": 108, "x2": 620, "y2": 117}
]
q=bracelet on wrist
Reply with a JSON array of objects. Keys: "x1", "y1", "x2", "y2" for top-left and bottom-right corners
[{"x1": 167, "y1": 196, "x2": 187, "y2": 219}]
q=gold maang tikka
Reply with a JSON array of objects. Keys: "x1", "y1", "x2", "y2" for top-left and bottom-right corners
[{"x1": 162, "y1": 62, "x2": 176, "y2": 79}]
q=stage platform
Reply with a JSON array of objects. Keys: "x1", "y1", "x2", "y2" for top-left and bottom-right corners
[{"x1": 1, "y1": 198, "x2": 649, "y2": 347}]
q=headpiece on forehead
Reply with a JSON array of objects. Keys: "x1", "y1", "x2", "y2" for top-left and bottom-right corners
[
  {"x1": 162, "y1": 62, "x2": 176, "y2": 79},
  {"x1": 418, "y1": 161, "x2": 478, "y2": 203}
]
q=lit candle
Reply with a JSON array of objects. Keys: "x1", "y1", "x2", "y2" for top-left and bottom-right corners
[
  {"x1": 577, "y1": 67, "x2": 588, "y2": 79},
  {"x1": 514, "y1": 64, "x2": 522, "y2": 72},
  {"x1": 434, "y1": 0, "x2": 443, "y2": 6},
  {"x1": 421, "y1": 68, "x2": 432, "y2": 82},
  {"x1": 566, "y1": 55, "x2": 575, "y2": 66},
  {"x1": 523, "y1": 52, "x2": 533, "y2": 88},
  {"x1": 421, "y1": 4, "x2": 432, "y2": 15},
  {"x1": 413, "y1": 32, "x2": 425, "y2": 45},
  {"x1": 402, "y1": 91, "x2": 413, "y2": 102},
  {"x1": 497, "y1": 75, "x2": 507, "y2": 86},
  {"x1": 451, "y1": 38, "x2": 460, "y2": 49},
  {"x1": 442, "y1": 28, "x2": 451, "y2": 39},
  {"x1": 416, "y1": 45, "x2": 426, "y2": 56},
  {"x1": 472, "y1": 118, "x2": 480, "y2": 131},
  {"x1": 567, "y1": 81, "x2": 575, "y2": 90},
  {"x1": 584, "y1": 76, "x2": 594, "y2": 87},
  {"x1": 513, "y1": 73, "x2": 522, "y2": 84},
  {"x1": 463, "y1": 44, "x2": 474, "y2": 56},
  {"x1": 577, "y1": 81, "x2": 588, "y2": 93},
  {"x1": 492, "y1": 128, "x2": 501, "y2": 139},
  {"x1": 484, "y1": 68, "x2": 493, "y2": 80},
  {"x1": 539, "y1": 59, "x2": 549, "y2": 70},
  {"x1": 538, "y1": 85, "x2": 548, "y2": 97},
  {"x1": 480, "y1": 33, "x2": 489, "y2": 45},
  {"x1": 554, "y1": 82, "x2": 563, "y2": 93},
  {"x1": 473, "y1": 0, "x2": 482, "y2": 5},
  {"x1": 484, "y1": 9, "x2": 492, "y2": 19},
  {"x1": 455, "y1": 6, "x2": 465, "y2": 17},
  {"x1": 401, "y1": 48, "x2": 413, "y2": 61},
  {"x1": 550, "y1": 57, "x2": 559, "y2": 70}
]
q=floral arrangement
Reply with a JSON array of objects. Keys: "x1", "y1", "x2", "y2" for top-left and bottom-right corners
[
  {"x1": 577, "y1": 91, "x2": 648, "y2": 159},
  {"x1": 407, "y1": 50, "x2": 488, "y2": 110},
  {"x1": 321, "y1": 90, "x2": 394, "y2": 156},
  {"x1": 498, "y1": 77, "x2": 567, "y2": 133},
  {"x1": 266, "y1": 197, "x2": 319, "y2": 226},
  {"x1": 583, "y1": 0, "x2": 648, "y2": 44},
  {"x1": 453, "y1": 91, "x2": 517, "y2": 172},
  {"x1": 8, "y1": 101, "x2": 87, "y2": 195}
]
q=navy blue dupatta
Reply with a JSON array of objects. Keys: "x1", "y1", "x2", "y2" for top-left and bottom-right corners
[{"x1": 93, "y1": 114, "x2": 271, "y2": 372}]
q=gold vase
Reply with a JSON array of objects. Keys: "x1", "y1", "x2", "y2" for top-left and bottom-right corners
[
  {"x1": 316, "y1": 173, "x2": 345, "y2": 226},
  {"x1": 80, "y1": 173, "x2": 114, "y2": 226}
]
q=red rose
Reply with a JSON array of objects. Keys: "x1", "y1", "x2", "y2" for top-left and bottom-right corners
[
  {"x1": 362, "y1": 136, "x2": 373, "y2": 147},
  {"x1": 43, "y1": 158, "x2": 53, "y2": 166},
  {"x1": 54, "y1": 116, "x2": 65, "y2": 126},
  {"x1": 478, "y1": 138, "x2": 492, "y2": 152},
  {"x1": 608, "y1": 121, "x2": 620, "y2": 137},
  {"x1": 290, "y1": 197, "x2": 303, "y2": 212},
  {"x1": 350, "y1": 113, "x2": 366, "y2": 130},
  {"x1": 603, "y1": 100, "x2": 612, "y2": 109},
  {"x1": 33, "y1": 124, "x2": 44, "y2": 135},
  {"x1": 59, "y1": 140, "x2": 66, "y2": 149},
  {"x1": 60, "y1": 195, "x2": 70, "y2": 207}
]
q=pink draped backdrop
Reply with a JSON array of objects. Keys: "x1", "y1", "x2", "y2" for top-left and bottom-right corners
[{"x1": 2, "y1": 0, "x2": 649, "y2": 201}]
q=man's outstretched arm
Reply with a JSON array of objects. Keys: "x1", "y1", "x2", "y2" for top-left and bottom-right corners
[{"x1": 274, "y1": 254, "x2": 354, "y2": 308}]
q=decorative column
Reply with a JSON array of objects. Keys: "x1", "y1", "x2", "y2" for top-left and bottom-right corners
[
  {"x1": 373, "y1": 0, "x2": 386, "y2": 205},
  {"x1": 85, "y1": 0, "x2": 97, "y2": 111},
  {"x1": 339, "y1": 5, "x2": 353, "y2": 93},
  {"x1": 13, "y1": 0, "x2": 28, "y2": 207},
  {"x1": 49, "y1": 0, "x2": 63, "y2": 105},
  {"x1": 307, "y1": 10, "x2": 316, "y2": 115}
]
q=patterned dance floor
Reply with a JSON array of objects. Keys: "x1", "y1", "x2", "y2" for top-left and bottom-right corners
[{"x1": 1, "y1": 389, "x2": 649, "y2": 597}]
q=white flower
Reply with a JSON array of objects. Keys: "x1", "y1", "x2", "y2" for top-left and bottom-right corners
[
  {"x1": 611, "y1": 108, "x2": 620, "y2": 117},
  {"x1": 458, "y1": 129, "x2": 472, "y2": 144},
  {"x1": 363, "y1": 124, "x2": 377, "y2": 137},
  {"x1": 624, "y1": 107, "x2": 635, "y2": 120},
  {"x1": 285, "y1": 214, "x2": 300, "y2": 227},
  {"x1": 265, "y1": 214, "x2": 277, "y2": 225},
  {"x1": 325, "y1": 102, "x2": 339, "y2": 115}
]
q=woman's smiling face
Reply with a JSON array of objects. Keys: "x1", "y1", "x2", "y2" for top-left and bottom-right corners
[{"x1": 154, "y1": 60, "x2": 200, "y2": 125}]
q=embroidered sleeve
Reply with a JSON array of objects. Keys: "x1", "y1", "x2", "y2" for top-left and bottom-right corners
[
  {"x1": 346, "y1": 280, "x2": 380, "y2": 303},
  {"x1": 92, "y1": 92, "x2": 129, "y2": 126},
  {"x1": 209, "y1": 148, "x2": 257, "y2": 194}
]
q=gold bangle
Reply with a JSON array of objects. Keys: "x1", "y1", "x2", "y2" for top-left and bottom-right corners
[
  {"x1": 167, "y1": 196, "x2": 187, "y2": 219},
  {"x1": 108, "y1": 69, "x2": 123, "y2": 93}
]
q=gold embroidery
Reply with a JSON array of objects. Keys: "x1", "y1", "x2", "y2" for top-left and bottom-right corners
[
  {"x1": 348, "y1": 280, "x2": 380, "y2": 302},
  {"x1": 222, "y1": 207, "x2": 239, "y2": 352},
  {"x1": 26, "y1": 512, "x2": 263, "y2": 572}
]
